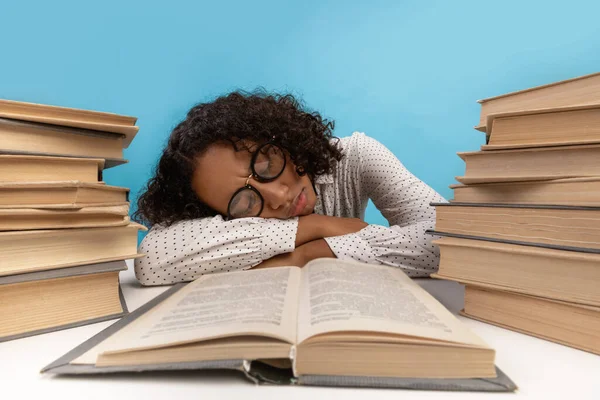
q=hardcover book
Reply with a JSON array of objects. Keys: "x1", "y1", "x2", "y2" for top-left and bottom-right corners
[
  {"x1": 432, "y1": 236, "x2": 600, "y2": 307},
  {"x1": 0, "y1": 261, "x2": 128, "y2": 343},
  {"x1": 430, "y1": 202, "x2": 600, "y2": 250},
  {"x1": 475, "y1": 72, "x2": 600, "y2": 132},
  {"x1": 42, "y1": 259, "x2": 516, "y2": 392},
  {"x1": 482, "y1": 103, "x2": 600, "y2": 149},
  {"x1": 0, "y1": 223, "x2": 145, "y2": 276},
  {"x1": 0, "y1": 117, "x2": 127, "y2": 166},
  {"x1": 461, "y1": 285, "x2": 600, "y2": 355},
  {"x1": 0, "y1": 99, "x2": 138, "y2": 147},
  {"x1": 450, "y1": 177, "x2": 600, "y2": 206},
  {"x1": 0, "y1": 154, "x2": 103, "y2": 182},
  {"x1": 455, "y1": 144, "x2": 600, "y2": 184}
]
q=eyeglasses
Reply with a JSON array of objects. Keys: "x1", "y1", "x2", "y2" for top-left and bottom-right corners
[{"x1": 227, "y1": 141, "x2": 287, "y2": 219}]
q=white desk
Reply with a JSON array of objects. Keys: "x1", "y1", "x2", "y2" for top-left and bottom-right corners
[{"x1": 1, "y1": 262, "x2": 599, "y2": 400}]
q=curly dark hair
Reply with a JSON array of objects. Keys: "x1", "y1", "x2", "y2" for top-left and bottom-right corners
[{"x1": 133, "y1": 90, "x2": 344, "y2": 227}]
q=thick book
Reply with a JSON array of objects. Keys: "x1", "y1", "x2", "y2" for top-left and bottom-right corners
[
  {"x1": 450, "y1": 177, "x2": 600, "y2": 206},
  {"x1": 482, "y1": 103, "x2": 600, "y2": 150},
  {"x1": 0, "y1": 155, "x2": 103, "y2": 183},
  {"x1": 0, "y1": 261, "x2": 128, "y2": 343},
  {"x1": 0, "y1": 118, "x2": 126, "y2": 168},
  {"x1": 41, "y1": 259, "x2": 516, "y2": 392},
  {"x1": 0, "y1": 205, "x2": 130, "y2": 231},
  {"x1": 0, "y1": 99, "x2": 138, "y2": 147},
  {"x1": 431, "y1": 202, "x2": 600, "y2": 250},
  {"x1": 455, "y1": 144, "x2": 600, "y2": 184},
  {"x1": 0, "y1": 223, "x2": 145, "y2": 276},
  {"x1": 0, "y1": 180, "x2": 129, "y2": 208},
  {"x1": 462, "y1": 285, "x2": 600, "y2": 355},
  {"x1": 475, "y1": 71, "x2": 600, "y2": 132},
  {"x1": 432, "y1": 236, "x2": 600, "y2": 307}
]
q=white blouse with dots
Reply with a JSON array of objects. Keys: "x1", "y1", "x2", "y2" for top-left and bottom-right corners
[{"x1": 135, "y1": 132, "x2": 447, "y2": 285}]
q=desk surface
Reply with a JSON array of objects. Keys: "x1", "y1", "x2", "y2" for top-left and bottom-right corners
[{"x1": 1, "y1": 261, "x2": 599, "y2": 400}]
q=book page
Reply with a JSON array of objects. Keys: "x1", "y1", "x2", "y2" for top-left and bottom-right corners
[
  {"x1": 296, "y1": 259, "x2": 489, "y2": 347},
  {"x1": 73, "y1": 267, "x2": 300, "y2": 364}
]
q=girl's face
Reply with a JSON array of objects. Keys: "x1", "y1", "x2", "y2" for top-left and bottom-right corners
[{"x1": 191, "y1": 142, "x2": 317, "y2": 219}]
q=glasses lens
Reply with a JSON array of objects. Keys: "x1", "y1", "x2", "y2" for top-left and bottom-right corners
[
  {"x1": 228, "y1": 188, "x2": 262, "y2": 219},
  {"x1": 253, "y1": 144, "x2": 285, "y2": 180}
]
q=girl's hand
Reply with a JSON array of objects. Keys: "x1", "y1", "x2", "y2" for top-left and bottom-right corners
[
  {"x1": 320, "y1": 215, "x2": 368, "y2": 238},
  {"x1": 296, "y1": 214, "x2": 368, "y2": 246},
  {"x1": 253, "y1": 239, "x2": 335, "y2": 269}
]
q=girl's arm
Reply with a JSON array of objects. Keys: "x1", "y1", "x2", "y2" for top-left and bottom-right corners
[
  {"x1": 253, "y1": 238, "x2": 335, "y2": 269},
  {"x1": 134, "y1": 213, "x2": 365, "y2": 285},
  {"x1": 134, "y1": 215, "x2": 298, "y2": 285},
  {"x1": 321, "y1": 133, "x2": 446, "y2": 277}
]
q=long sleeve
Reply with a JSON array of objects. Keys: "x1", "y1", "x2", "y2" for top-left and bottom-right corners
[
  {"x1": 324, "y1": 133, "x2": 446, "y2": 277},
  {"x1": 134, "y1": 215, "x2": 298, "y2": 285}
]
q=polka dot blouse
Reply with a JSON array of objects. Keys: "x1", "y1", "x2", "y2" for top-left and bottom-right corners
[{"x1": 135, "y1": 132, "x2": 447, "y2": 285}]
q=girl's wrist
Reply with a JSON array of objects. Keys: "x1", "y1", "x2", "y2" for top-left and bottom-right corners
[
  {"x1": 296, "y1": 213, "x2": 329, "y2": 246},
  {"x1": 295, "y1": 239, "x2": 336, "y2": 265}
]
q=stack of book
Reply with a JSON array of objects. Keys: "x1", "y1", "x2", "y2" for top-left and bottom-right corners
[
  {"x1": 0, "y1": 100, "x2": 145, "y2": 342},
  {"x1": 429, "y1": 72, "x2": 600, "y2": 355}
]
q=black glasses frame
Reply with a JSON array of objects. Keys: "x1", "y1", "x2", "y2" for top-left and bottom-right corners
[
  {"x1": 249, "y1": 141, "x2": 287, "y2": 183},
  {"x1": 226, "y1": 141, "x2": 287, "y2": 220}
]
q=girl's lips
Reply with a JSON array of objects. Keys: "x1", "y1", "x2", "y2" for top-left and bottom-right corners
[{"x1": 291, "y1": 189, "x2": 307, "y2": 217}]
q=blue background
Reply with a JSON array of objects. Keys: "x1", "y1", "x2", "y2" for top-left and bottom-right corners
[{"x1": 2, "y1": 0, "x2": 599, "y2": 232}]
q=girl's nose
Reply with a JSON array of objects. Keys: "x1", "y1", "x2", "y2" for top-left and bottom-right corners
[{"x1": 256, "y1": 181, "x2": 291, "y2": 211}]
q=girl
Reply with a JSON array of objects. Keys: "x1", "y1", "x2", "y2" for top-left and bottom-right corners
[{"x1": 134, "y1": 91, "x2": 445, "y2": 286}]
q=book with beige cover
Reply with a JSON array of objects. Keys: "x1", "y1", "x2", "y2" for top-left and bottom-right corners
[
  {"x1": 0, "y1": 99, "x2": 139, "y2": 147},
  {"x1": 483, "y1": 103, "x2": 600, "y2": 149},
  {"x1": 0, "y1": 205, "x2": 130, "y2": 231},
  {"x1": 450, "y1": 177, "x2": 600, "y2": 206},
  {"x1": 462, "y1": 286, "x2": 600, "y2": 355},
  {"x1": 0, "y1": 261, "x2": 128, "y2": 343},
  {"x1": 0, "y1": 223, "x2": 145, "y2": 276},
  {"x1": 0, "y1": 181, "x2": 129, "y2": 208},
  {"x1": 42, "y1": 259, "x2": 516, "y2": 392},
  {"x1": 0, "y1": 155, "x2": 103, "y2": 182},
  {"x1": 475, "y1": 72, "x2": 600, "y2": 132},
  {"x1": 0, "y1": 118, "x2": 126, "y2": 167},
  {"x1": 431, "y1": 202, "x2": 600, "y2": 250},
  {"x1": 432, "y1": 237, "x2": 600, "y2": 307},
  {"x1": 455, "y1": 144, "x2": 600, "y2": 184}
]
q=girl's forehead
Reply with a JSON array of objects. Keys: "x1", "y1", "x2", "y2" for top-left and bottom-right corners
[
  {"x1": 197, "y1": 143, "x2": 252, "y2": 175},
  {"x1": 206, "y1": 141, "x2": 250, "y2": 158},
  {"x1": 232, "y1": 139, "x2": 260, "y2": 152}
]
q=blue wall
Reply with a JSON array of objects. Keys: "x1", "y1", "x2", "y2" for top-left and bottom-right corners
[{"x1": 2, "y1": 0, "x2": 600, "y2": 230}]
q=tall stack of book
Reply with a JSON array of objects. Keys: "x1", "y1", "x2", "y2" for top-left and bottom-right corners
[
  {"x1": 429, "y1": 72, "x2": 600, "y2": 355},
  {"x1": 0, "y1": 100, "x2": 145, "y2": 342}
]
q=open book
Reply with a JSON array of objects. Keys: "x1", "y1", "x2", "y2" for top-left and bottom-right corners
[{"x1": 43, "y1": 259, "x2": 515, "y2": 390}]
